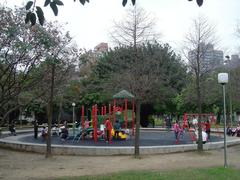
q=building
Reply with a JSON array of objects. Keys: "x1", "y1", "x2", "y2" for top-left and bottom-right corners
[
  {"x1": 188, "y1": 43, "x2": 224, "y2": 71},
  {"x1": 227, "y1": 54, "x2": 240, "y2": 68},
  {"x1": 94, "y1": 42, "x2": 108, "y2": 54}
]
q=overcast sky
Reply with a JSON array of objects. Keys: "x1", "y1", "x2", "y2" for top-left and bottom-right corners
[{"x1": 3, "y1": 0, "x2": 240, "y2": 55}]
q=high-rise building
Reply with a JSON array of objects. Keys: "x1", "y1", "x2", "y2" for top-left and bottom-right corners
[
  {"x1": 228, "y1": 55, "x2": 240, "y2": 68},
  {"x1": 188, "y1": 43, "x2": 223, "y2": 71}
]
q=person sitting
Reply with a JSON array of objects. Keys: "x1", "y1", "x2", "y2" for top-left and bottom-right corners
[
  {"x1": 9, "y1": 123, "x2": 16, "y2": 136},
  {"x1": 60, "y1": 126, "x2": 68, "y2": 141},
  {"x1": 227, "y1": 126, "x2": 233, "y2": 136},
  {"x1": 236, "y1": 124, "x2": 240, "y2": 137},
  {"x1": 51, "y1": 124, "x2": 58, "y2": 136},
  {"x1": 84, "y1": 119, "x2": 90, "y2": 129}
]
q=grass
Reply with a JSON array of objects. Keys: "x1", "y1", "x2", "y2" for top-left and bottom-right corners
[{"x1": 58, "y1": 167, "x2": 239, "y2": 180}]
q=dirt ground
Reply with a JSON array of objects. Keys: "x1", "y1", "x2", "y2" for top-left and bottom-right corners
[{"x1": 0, "y1": 145, "x2": 240, "y2": 180}]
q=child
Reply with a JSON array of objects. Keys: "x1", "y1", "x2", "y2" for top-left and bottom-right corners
[
  {"x1": 104, "y1": 119, "x2": 112, "y2": 143},
  {"x1": 205, "y1": 120, "x2": 211, "y2": 140},
  {"x1": 173, "y1": 121, "x2": 180, "y2": 142}
]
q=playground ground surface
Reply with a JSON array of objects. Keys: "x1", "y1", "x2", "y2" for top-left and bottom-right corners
[
  {"x1": 18, "y1": 129, "x2": 222, "y2": 146},
  {"x1": 0, "y1": 144, "x2": 240, "y2": 180}
]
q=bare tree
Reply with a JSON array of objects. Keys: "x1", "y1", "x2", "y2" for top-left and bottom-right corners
[
  {"x1": 183, "y1": 16, "x2": 217, "y2": 151},
  {"x1": 109, "y1": 5, "x2": 161, "y2": 157},
  {"x1": 110, "y1": 5, "x2": 160, "y2": 47}
]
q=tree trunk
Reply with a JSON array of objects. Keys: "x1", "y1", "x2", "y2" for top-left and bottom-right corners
[
  {"x1": 46, "y1": 62, "x2": 55, "y2": 158},
  {"x1": 57, "y1": 100, "x2": 62, "y2": 128},
  {"x1": 134, "y1": 100, "x2": 141, "y2": 158}
]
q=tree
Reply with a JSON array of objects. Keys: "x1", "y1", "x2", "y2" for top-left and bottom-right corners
[
  {"x1": 110, "y1": 5, "x2": 160, "y2": 157},
  {"x1": 24, "y1": 0, "x2": 204, "y2": 26},
  {"x1": 91, "y1": 42, "x2": 187, "y2": 157},
  {"x1": 0, "y1": 6, "x2": 50, "y2": 126},
  {"x1": 110, "y1": 5, "x2": 159, "y2": 47},
  {"x1": 183, "y1": 16, "x2": 217, "y2": 151},
  {"x1": 27, "y1": 23, "x2": 78, "y2": 158}
]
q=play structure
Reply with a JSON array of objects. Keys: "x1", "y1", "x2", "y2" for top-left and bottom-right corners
[
  {"x1": 175, "y1": 113, "x2": 218, "y2": 144},
  {"x1": 72, "y1": 90, "x2": 135, "y2": 144}
]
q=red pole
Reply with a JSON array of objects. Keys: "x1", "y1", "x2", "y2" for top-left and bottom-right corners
[
  {"x1": 94, "y1": 104, "x2": 98, "y2": 143},
  {"x1": 183, "y1": 113, "x2": 187, "y2": 128},
  {"x1": 81, "y1": 105, "x2": 85, "y2": 142},
  {"x1": 109, "y1": 104, "x2": 111, "y2": 120},
  {"x1": 124, "y1": 99, "x2": 128, "y2": 128},
  {"x1": 113, "y1": 99, "x2": 116, "y2": 123},
  {"x1": 104, "y1": 106, "x2": 107, "y2": 115},
  {"x1": 132, "y1": 99, "x2": 135, "y2": 135}
]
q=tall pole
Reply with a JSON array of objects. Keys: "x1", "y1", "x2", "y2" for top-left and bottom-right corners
[
  {"x1": 223, "y1": 84, "x2": 228, "y2": 168},
  {"x1": 72, "y1": 103, "x2": 76, "y2": 136},
  {"x1": 225, "y1": 56, "x2": 233, "y2": 125}
]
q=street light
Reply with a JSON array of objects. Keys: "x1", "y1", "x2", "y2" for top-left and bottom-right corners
[
  {"x1": 218, "y1": 73, "x2": 228, "y2": 168},
  {"x1": 225, "y1": 55, "x2": 233, "y2": 126},
  {"x1": 72, "y1": 102, "x2": 76, "y2": 136}
]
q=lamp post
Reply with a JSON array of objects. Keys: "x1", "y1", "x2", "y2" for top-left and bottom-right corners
[
  {"x1": 72, "y1": 102, "x2": 76, "y2": 136},
  {"x1": 225, "y1": 55, "x2": 233, "y2": 126},
  {"x1": 218, "y1": 73, "x2": 228, "y2": 168}
]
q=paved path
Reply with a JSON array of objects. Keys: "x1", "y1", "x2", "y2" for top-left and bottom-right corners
[{"x1": 0, "y1": 144, "x2": 240, "y2": 180}]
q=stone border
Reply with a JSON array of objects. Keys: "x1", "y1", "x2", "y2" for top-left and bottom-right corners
[{"x1": 1, "y1": 129, "x2": 240, "y2": 155}]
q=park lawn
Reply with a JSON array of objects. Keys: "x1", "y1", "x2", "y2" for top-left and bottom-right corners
[{"x1": 59, "y1": 167, "x2": 239, "y2": 180}]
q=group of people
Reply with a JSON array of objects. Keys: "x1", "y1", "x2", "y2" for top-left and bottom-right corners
[
  {"x1": 173, "y1": 118, "x2": 211, "y2": 143},
  {"x1": 227, "y1": 123, "x2": 240, "y2": 137},
  {"x1": 40, "y1": 121, "x2": 69, "y2": 141}
]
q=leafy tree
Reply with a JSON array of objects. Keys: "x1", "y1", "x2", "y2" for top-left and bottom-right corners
[
  {"x1": 90, "y1": 42, "x2": 187, "y2": 157},
  {"x1": 26, "y1": 23, "x2": 78, "y2": 158},
  {"x1": 0, "y1": 6, "x2": 50, "y2": 126}
]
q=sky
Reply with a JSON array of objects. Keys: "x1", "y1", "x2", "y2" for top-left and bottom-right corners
[{"x1": 3, "y1": 0, "x2": 240, "y2": 56}]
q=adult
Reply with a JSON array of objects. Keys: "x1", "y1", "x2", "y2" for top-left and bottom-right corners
[
  {"x1": 195, "y1": 130, "x2": 207, "y2": 144},
  {"x1": 34, "y1": 120, "x2": 38, "y2": 139}
]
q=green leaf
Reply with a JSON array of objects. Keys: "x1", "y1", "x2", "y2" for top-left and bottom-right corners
[
  {"x1": 36, "y1": 6, "x2": 45, "y2": 26},
  {"x1": 122, "y1": 0, "x2": 127, "y2": 7},
  {"x1": 30, "y1": 12, "x2": 36, "y2": 26},
  {"x1": 44, "y1": 0, "x2": 51, "y2": 7},
  {"x1": 131, "y1": 0, "x2": 136, "y2": 5},
  {"x1": 53, "y1": 0, "x2": 64, "y2": 6},
  {"x1": 79, "y1": 0, "x2": 85, "y2": 5},
  {"x1": 26, "y1": 1, "x2": 33, "y2": 10},
  {"x1": 25, "y1": 11, "x2": 31, "y2": 24},
  {"x1": 50, "y1": 2, "x2": 58, "y2": 16},
  {"x1": 197, "y1": 0, "x2": 203, "y2": 6}
]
